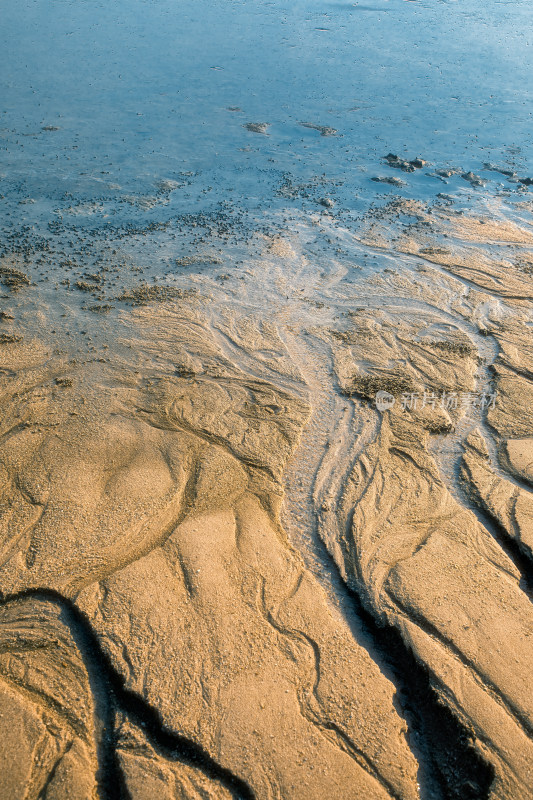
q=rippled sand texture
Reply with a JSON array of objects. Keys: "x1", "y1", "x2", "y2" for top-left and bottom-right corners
[{"x1": 0, "y1": 196, "x2": 532, "y2": 799}]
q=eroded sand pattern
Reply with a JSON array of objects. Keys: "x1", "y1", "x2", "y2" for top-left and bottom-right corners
[
  {"x1": 2, "y1": 0, "x2": 533, "y2": 796},
  {"x1": 0, "y1": 190, "x2": 532, "y2": 799}
]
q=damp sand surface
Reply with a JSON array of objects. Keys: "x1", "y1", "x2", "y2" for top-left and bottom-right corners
[{"x1": 1, "y1": 1, "x2": 533, "y2": 799}]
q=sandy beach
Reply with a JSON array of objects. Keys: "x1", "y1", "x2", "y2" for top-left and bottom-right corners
[
  {"x1": 1, "y1": 0, "x2": 533, "y2": 797},
  {"x1": 0, "y1": 189, "x2": 532, "y2": 798}
]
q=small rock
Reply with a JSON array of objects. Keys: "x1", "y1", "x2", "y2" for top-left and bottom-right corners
[
  {"x1": 383, "y1": 153, "x2": 427, "y2": 172},
  {"x1": 483, "y1": 163, "x2": 517, "y2": 178},
  {"x1": 299, "y1": 122, "x2": 337, "y2": 137},
  {"x1": 371, "y1": 176, "x2": 406, "y2": 187},
  {"x1": 243, "y1": 122, "x2": 270, "y2": 135},
  {"x1": 461, "y1": 171, "x2": 486, "y2": 187}
]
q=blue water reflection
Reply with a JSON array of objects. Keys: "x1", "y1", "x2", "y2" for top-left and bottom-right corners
[{"x1": 1, "y1": 0, "x2": 532, "y2": 205}]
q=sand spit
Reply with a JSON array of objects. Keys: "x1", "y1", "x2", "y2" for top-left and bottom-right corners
[{"x1": 0, "y1": 194, "x2": 532, "y2": 799}]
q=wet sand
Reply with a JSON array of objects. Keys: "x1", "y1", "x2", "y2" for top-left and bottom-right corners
[{"x1": 0, "y1": 176, "x2": 532, "y2": 799}]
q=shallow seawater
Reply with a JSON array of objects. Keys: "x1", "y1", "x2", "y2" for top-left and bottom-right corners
[
  {"x1": 1, "y1": 0, "x2": 532, "y2": 221},
  {"x1": 1, "y1": 0, "x2": 532, "y2": 358}
]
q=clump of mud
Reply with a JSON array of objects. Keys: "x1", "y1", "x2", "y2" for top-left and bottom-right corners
[
  {"x1": 342, "y1": 371, "x2": 416, "y2": 400},
  {"x1": 116, "y1": 284, "x2": 197, "y2": 306},
  {"x1": 0, "y1": 333, "x2": 23, "y2": 344},
  {"x1": 0, "y1": 266, "x2": 31, "y2": 290}
]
